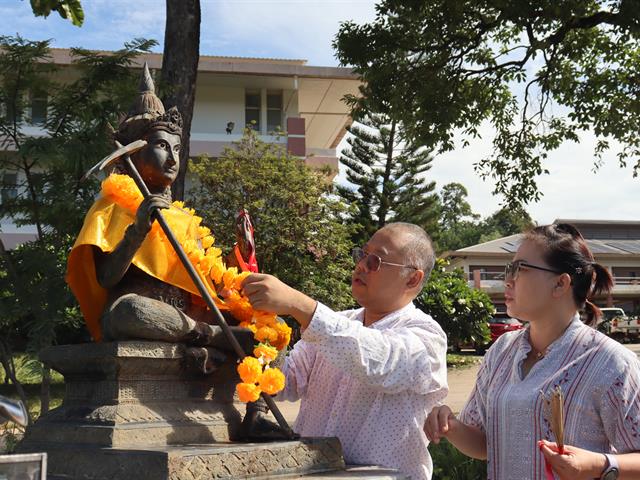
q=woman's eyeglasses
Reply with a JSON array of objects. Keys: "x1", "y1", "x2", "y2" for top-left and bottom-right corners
[
  {"x1": 352, "y1": 247, "x2": 418, "y2": 273},
  {"x1": 504, "y1": 260, "x2": 563, "y2": 282}
]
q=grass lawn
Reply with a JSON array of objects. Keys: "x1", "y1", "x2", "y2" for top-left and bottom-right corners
[
  {"x1": 446, "y1": 352, "x2": 483, "y2": 369},
  {"x1": 0, "y1": 352, "x2": 65, "y2": 421}
]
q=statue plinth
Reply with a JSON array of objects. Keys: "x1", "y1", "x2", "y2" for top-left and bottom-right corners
[{"x1": 17, "y1": 341, "x2": 348, "y2": 479}]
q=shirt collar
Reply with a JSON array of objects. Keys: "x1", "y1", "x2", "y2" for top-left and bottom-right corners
[
  {"x1": 519, "y1": 313, "x2": 584, "y2": 356},
  {"x1": 353, "y1": 302, "x2": 416, "y2": 329}
]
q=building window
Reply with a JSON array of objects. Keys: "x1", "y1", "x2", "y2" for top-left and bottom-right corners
[
  {"x1": 245, "y1": 90, "x2": 261, "y2": 131},
  {"x1": 29, "y1": 90, "x2": 48, "y2": 125},
  {"x1": 267, "y1": 91, "x2": 283, "y2": 132},
  {"x1": 1, "y1": 173, "x2": 18, "y2": 203},
  {"x1": 3, "y1": 101, "x2": 23, "y2": 124}
]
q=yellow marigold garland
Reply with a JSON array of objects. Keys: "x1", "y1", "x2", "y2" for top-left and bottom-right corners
[{"x1": 101, "y1": 174, "x2": 292, "y2": 401}]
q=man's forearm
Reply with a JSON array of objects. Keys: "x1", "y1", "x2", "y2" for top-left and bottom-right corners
[{"x1": 287, "y1": 290, "x2": 318, "y2": 329}]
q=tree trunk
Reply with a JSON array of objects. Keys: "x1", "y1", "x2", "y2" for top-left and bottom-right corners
[
  {"x1": 39, "y1": 366, "x2": 50, "y2": 415},
  {"x1": 161, "y1": 0, "x2": 201, "y2": 201},
  {"x1": 377, "y1": 119, "x2": 396, "y2": 229}
]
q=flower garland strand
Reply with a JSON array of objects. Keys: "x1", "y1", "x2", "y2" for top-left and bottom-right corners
[{"x1": 102, "y1": 174, "x2": 291, "y2": 401}]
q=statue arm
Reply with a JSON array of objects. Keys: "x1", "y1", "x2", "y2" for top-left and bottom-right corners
[{"x1": 94, "y1": 194, "x2": 170, "y2": 289}]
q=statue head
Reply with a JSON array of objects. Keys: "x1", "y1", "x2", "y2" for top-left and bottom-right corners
[{"x1": 115, "y1": 63, "x2": 183, "y2": 190}]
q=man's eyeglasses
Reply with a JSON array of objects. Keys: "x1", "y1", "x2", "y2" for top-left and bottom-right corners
[
  {"x1": 352, "y1": 247, "x2": 418, "y2": 273},
  {"x1": 504, "y1": 260, "x2": 563, "y2": 282}
]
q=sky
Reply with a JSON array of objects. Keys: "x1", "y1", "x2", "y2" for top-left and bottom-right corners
[{"x1": 1, "y1": 0, "x2": 638, "y2": 225}]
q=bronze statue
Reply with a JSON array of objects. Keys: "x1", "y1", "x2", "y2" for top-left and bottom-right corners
[
  {"x1": 66, "y1": 65, "x2": 256, "y2": 368},
  {"x1": 66, "y1": 64, "x2": 286, "y2": 439}
]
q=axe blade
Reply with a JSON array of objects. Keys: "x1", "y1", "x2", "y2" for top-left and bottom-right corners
[{"x1": 81, "y1": 139, "x2": 148, "y2": 182}]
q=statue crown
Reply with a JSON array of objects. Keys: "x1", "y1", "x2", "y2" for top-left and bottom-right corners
[{"x1": 115, "y1": 62, "x2": 183, "y2": 145}]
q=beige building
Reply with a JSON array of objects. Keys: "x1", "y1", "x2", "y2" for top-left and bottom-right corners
[
  {"x1": 1, "y1": 49, "x2": 360, "y2": 248},
  {"x1": 444, "y1": 220, "x2": 640, "y2": 315}
]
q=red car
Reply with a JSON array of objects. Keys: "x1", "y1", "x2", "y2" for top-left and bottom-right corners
[{"x1": 489, "y1": 317, "x2": 524, "y2": 343}]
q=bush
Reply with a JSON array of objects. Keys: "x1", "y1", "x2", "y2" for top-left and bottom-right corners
[
  {"x1": 189, "y1": 128, "x2": 355, "y2": 311},
  {"x1": 430, "y1": 439, "x2": 487, "y2": 480},
  {"x1": 416, "y1": 259, "x2": 493, "y2": 348}
]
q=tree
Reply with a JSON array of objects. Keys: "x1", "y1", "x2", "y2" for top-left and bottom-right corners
[
  {"x1": 478, "y1": 205, "x2": 535, "y2": 244},
  {"x1": 437, "y1": 183, "x2": 482, "y2": 252},
  {"x1": 0, "y1": 35, "x2": 155, "y2": 414},
  {"x1": 334, "y1": 0, "x2": 640, "y2": 205},
  {"x1": 439, "y1": 183, "x2": 479, "y2": 229},
  {"x1": 337, "y1": 112, "x2": 440, "y2": 245},
  {"x1": 416, "y1": 259, "x2": 493, "y2": 349},
  {"x1": 29, "y1": 0, "x2": 84, "y2": 26},
  {"x1": 161, "y1": 0, "x2": 200, "y2": 201},
  {"x1": 437, "y1": 182, "x2": 535, "y2": 251},
  {"x1": 189, "y1": 128, "x2": 355, "y2": 311}
]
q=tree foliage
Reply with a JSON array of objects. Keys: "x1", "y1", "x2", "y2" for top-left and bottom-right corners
[
  {"x1": 337, "y1": 112, "x2": 440, "y2": 245},
  {"x1": 0, "y1": 35, "x2": 154, "y2": 412},
  {"x1": 189, "y1": 128, "x2": 355, "y2": 311},
  {"x1": 416, "y1": 259, "x2": 493, "y2": 348},
  {"x1": 29, "y1": 0, "x2": 84, "y2": 26},
  {"x1": 334, "y1": 0, "x2": 640, "y2": 205},
  {"x1": 437, "y1": 182, "x2": 534, "y2": 251}
]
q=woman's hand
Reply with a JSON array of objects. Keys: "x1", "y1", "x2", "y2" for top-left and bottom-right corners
[
  {"x1": 425, "y1": 405, "x2": 488, "y2": 459},
  {"x1": 538, "y1": 440, "x2": 607, "y2": 480},
  {"x1": 424, "y1": 405, "x2": 458, "y2": 444}
]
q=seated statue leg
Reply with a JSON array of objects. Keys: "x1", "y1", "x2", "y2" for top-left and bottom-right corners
[
  {"x1": 102, "y1": 293, "x2": 204, "y2": 342},
  {"x1": 101, "y1": 293, "x2": 256, "y2": 353}
]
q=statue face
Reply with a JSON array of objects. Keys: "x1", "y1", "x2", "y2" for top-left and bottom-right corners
[{"x1": 133, "y1": 130, "x2": 181, "y2": 190}]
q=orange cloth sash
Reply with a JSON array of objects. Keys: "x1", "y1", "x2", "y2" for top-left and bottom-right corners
[{"x1": 66, "y1": 196, "x2": 215, "y2": 341}]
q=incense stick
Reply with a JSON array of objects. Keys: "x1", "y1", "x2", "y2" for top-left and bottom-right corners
[{"x1": 541, "y1": 386, "x2": 564, "y2": 454}]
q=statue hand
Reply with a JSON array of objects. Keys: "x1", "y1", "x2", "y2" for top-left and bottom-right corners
[{"x1": 134, "y1": 194, "x2": 171, "y2": 234}]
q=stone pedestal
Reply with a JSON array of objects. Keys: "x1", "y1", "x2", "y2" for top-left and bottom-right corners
[
  {"x1": 21, "y1": 341, "x2": 243, "y2": 447},
  {"x1": 18, "y1": 341, "x2": 350, "y2": 479}
]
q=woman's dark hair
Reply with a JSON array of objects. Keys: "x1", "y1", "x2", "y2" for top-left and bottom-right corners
[{"x1": 524, "y1": 223, "x2": 613, "y2": 326}]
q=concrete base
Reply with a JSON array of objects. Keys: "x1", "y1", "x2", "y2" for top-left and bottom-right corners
[
  {"x1": 306, "y1": 465, "x2": 408, "y2": 479},
  {"x1": 25, "y1": 438, "x2": 345, "y2": 480},
  {"x1": 20, "y1": 341, "x2": 244, "y2": 448}
]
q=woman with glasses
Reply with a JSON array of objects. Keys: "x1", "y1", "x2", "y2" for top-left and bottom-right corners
[{"x1": 425, "y1": 223, "x2": 640, "y2": 480}]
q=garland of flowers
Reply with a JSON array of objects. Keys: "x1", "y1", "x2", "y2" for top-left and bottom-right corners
[{"x1": 102, "y1": 174, "x2": 290, "y2": 402}]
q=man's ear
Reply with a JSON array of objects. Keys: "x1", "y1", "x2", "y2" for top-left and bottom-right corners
[
  {"x1": 552, "y1": 273, "x2": 572, "y2": 298},
  {"x1": 406, "y1": 270, "x2": 424, "y2": 289}
]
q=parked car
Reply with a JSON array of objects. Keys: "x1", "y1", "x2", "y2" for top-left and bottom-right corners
[
  {"x1": 597, "y1": 307, "x2": 640, "y2": 343},
  {"x1": 488, "y1": 317, "x2": 524, "y2": 343},
  {"x1": 452, "y1": 316, "x2": 523, "y2": 354}
]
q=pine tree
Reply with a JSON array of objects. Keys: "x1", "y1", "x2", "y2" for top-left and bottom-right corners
[{"x1": 337, "y1": 112, "x2": 440, "y2": 244}]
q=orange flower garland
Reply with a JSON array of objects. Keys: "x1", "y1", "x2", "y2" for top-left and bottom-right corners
[{"x1": 101, "y1": 174, "x2": 292, "y2": 401}]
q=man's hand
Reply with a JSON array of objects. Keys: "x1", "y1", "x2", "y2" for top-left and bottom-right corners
[
  {"x1": 242, "y1": 273, "x2": 317, "y2": 328},
  {"x1": 538, "y1": 440, "x2": 607, "y2": 480}
]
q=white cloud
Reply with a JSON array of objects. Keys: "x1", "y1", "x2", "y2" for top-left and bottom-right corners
[
  {"x1": 200, "y1": 0, "x2": 377, "y2": 65},
  {"x1": 429, "y1": 127, "x2": 640, "y2": 225}
]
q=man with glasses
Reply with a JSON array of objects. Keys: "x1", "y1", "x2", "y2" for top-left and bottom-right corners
[{"x1": 242, "y1": 222, "x2": 448, "y2": 480}]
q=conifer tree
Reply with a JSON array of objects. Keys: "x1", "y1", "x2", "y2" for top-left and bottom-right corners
[{"x1": 337, "y1": 111, "x2": 440, "y2": 244}]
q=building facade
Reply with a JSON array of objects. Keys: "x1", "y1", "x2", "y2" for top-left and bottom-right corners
[
  {"x1": 444, "y1": 220, "x2": 640, "y2": 315},
  {"x1": 0, "y1": 49, "x2": 360, "y2": 248}
]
